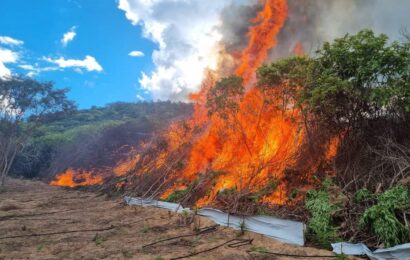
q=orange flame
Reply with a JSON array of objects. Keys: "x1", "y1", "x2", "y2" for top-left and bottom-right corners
[
  {"x1": 51, "y1": 0, "x2": 341, "y2": 210},
  {"x1": 236, "y1": 0, "x2": 288, "y2": 83},
  {"x1": 114, "y1": 155, "x2": 140, "y2": 177},
  {"x1": 50, "y1": 168, "x2": 104, "y2": 187},
  {"x1": 292, "y1": 42, "x2": 305, "y2": 56}
]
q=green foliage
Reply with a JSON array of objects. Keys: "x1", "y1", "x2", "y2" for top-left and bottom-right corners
[
  {"x1": 11, "y1": 101, "x2": 192, "y2": 178},
  {"x1": 354, "y1": 188, "x2": 373, "y2": 203},
  {"x1": 257, "y1": 56, "x2": 314, "y2": 110},
  {"x1": 0, "y1": 77, "x2": 75, "y2": 185},
  {"x1": 0, "y1": 76, "x2": 75, "y2": 123},
  {"x1": 164, "y1": 190, "x2": 189, "y2": 203},
  {"x1": 360, "y1": 186, "x2": 410, "y2": 247},
  {"x1": 310, "y1": 30, "x2": 410, "y2": 129},
  {"x1": 206, "y1": 76, "x2": 244, "y2": 118},
  {"x1": 305, "y1": 181, "x2": 340, "y2": 248},
  {"x1": 257, "y1": 30, "x2": 410, "y2": 133},
  {"x1": 378, "y1": 185, "x2": 409, "y2": 208},
  {"x1": 164, "y1": 180, "x2": 198, "y2": 202}
]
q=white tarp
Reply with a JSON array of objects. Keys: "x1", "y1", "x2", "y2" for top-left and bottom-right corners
[
  {"x1": 197, "y1": 208, "x2": 305, "y2": 246},
  {"x1": 125, "y1": 196, "x2": 189, "y2": 213},
  {"x1": 124, "y1": 196, "x2": 305, "y2": 246},
  {"x1": 332, "y1": 242, "x2": 410, "y2": 260}
]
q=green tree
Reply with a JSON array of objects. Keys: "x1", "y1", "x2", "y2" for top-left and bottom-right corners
[
  {"x1": 0, "y1": 76, "x2": 74, "y2": 187},
  {"x1": 257, "y1": 30, "x2": 410, "y2": 134},
  {"x1": 206, "y1": 76, "x2": 244, "y2": 119},
  {"x1": 306, "y1": 30, "x2": 410, "y2": 131}
]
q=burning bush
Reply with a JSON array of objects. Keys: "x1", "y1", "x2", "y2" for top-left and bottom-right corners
[{"x1": 115, "y1": 29, "x2": 410, "y2": 247}]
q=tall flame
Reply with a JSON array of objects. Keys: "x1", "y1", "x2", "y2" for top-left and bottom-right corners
[
  {"x1": 158, "y1": 0, "x2": 309, "y2": 206},
  {"x1": 236, "y1": 0, "x2": 288, "y2": 83}
]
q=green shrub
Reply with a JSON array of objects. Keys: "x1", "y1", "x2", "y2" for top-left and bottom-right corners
[
  {"x1": 354, "y1": 188, "x2": 373, "y2": 203},
  {"x1": 360, "y1": 185, "x2": 410, "y2": 247},
  {"x1": 305, "y1": 180, "x2": 340, "y2": 248}
]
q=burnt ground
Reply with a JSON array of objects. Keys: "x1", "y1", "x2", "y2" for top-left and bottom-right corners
[{"x1": 0, "y1": 178, "x2": 358, "y2": 260}]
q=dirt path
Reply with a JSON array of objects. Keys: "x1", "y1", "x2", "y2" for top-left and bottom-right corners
[{"x1": 0, "y1": 178, "x2": 351, "y2": 260}]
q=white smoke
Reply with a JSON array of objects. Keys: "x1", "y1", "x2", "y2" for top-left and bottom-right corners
[
  {"x1": 314, "y1": 0, "x2": 410, "y2": 43},
  {"x1": 119, "y1": 0, "x2": 410, "y2": 101},
  {"x1": 118, "y1": 0, "x2": 257, "y2": 101},
  {"x1": 274, "y1": 0, "x2": 410, "y2": 58}
]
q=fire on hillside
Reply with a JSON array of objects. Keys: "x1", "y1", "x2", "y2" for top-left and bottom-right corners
[{"x1": 50, "y1": 0, "x2": 339, "y2": 209}]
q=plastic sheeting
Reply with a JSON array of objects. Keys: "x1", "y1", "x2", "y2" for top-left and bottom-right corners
[
  {"x1": 332, "y1": 242, "x2": 410, "y2": 260},
  {"x1": 124, "y1": 196, "x2": 188, "y2": 213},
  {"x1": 124, "y1": 196, "x2": 305, "y2": 246},
  {"x1": 197, "y1": 208, "x2": 304, "y2": 246}
]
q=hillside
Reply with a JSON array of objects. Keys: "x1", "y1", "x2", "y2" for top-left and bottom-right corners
[{"x1": 11, "y1": 102, "x2": 193, "y2": 180}]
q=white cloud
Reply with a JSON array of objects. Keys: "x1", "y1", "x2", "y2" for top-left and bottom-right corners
[
  {"x1": 0, "y1": 48, "x2": 19, "y2": 78},
  {"x1": 45, "y1": 55, "x2": 103, "y2": 72},
  {"x1": 0, "y1": 36, "x2": 24, "y2": 46},
  {"x1": 118, "y1": 0, "x2": 237, "y2": 101},
  {"x1": 61, "y1": 27, "x2": 77, "y2": 47},
  {"x1": 129, "y1": 50, "x2": 144, "y2": 57}
]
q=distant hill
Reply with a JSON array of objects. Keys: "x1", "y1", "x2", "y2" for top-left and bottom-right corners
[{"x1": 11, "y1": 101, "x2": 193, "y2": 179}]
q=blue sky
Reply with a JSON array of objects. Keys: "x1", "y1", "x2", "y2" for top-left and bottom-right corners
[{"x1": 0, "y1": 0, "x2": 156, "y2": 108}]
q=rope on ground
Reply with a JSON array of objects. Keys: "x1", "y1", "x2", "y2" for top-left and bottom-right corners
[
  {"x1": 170, "y1": 238, "x2": 253, "y2": 260},
  {"x1": 248, "y1": 249, "x2": 338, "y2": 258},
  {"x1": 0, "y1": 219, "x2": 145, "y2": 240},
  {"x1": 142, "y1": 224, "x2": 219, "y2": 248}
]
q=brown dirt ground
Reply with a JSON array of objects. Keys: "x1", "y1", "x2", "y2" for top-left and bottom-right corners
[{"x1": 0, "y1": 178, "x2": 360, "y2": 260}]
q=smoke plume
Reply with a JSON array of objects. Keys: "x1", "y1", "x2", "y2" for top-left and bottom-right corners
[{"x1": 119, "y1": 0, "x2": 410, "y2": 101}]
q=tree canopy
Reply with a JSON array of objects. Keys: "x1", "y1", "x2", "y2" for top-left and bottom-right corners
[
  {"x1": 257, "y1": 30, "x2": 410, "y2": 133},
  {"x1": 0, "y1": 77, "x2": 74, "y2": 186}
]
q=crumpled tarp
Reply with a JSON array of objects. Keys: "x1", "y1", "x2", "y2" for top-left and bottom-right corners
[
  {"x1": 197, "y1": 208, "x2": 305, "y2": 245},
  {"x1": 332, "y1": 242, "x2": 410, "y2": 260},
  {"x1": 125, "y1": 196, "x2": 189, "y2": 213},
  {"x1": 124, "y1": 196, "x2": 305, "y2": 246}
]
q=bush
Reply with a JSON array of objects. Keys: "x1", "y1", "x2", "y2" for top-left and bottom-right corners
[
  {"x1": 305, "y1": 180, "x2": 340, "y2": 248},
  {"x1": 360, "y1": 185, "x2": 410, "y2": 247},
  {"x1": 354, "y1": 188, "x2": 373, "y2": 203}
]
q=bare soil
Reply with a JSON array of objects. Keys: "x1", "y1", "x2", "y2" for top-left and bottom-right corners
[{"x1": 0, "y1": 178, "x2": 356, "y2": 260}]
